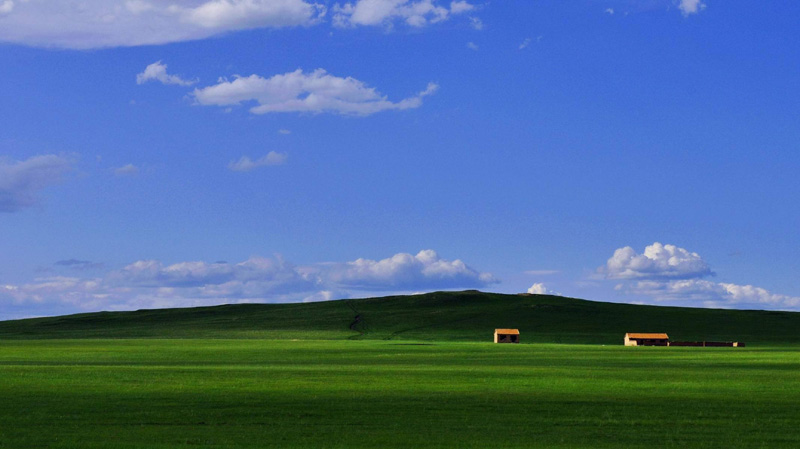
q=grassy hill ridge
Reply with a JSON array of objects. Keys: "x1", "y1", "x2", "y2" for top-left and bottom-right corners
[{"x1": 1, "y1": 290, "x2": 799, "y2": 344}]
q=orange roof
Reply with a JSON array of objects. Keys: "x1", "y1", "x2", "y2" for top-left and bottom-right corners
[
  {"x1": 626, "y1": 333, "x2": 669, "y2": 339},
  {"x1": 495, "y1": 329, "x2": 520, "y2": 335}
]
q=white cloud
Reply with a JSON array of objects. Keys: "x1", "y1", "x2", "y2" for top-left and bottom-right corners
[
  {"x1": 602, "y1": 242, "x2": 800, "y2": 311},
  {"x1": 193, "y1": 68, "x2": 438, "y2": 116},
  {"x1": 332, "y1": 0, "x2": 474, "y2": 28},
  {"x1": 114, "y1": 164, "x2": 140, "y2": 176},
  {"x1": 0, "y1": 1, "x2": 13, "y2": 15},
  {"x1": 468, "y1": 16, "x2": 482, "y2": 30},
  {"x1": 136, "y1": 61, "x2": 197, "y2": 86},
  {"x1": 302, "y1": 290, "x2": 339, "y2": 303},
  {"x1": 678, "y1": 0, "x2": 706, "y2": 16},
  {"x1": 527, "y1": 283, "x2": 549, "y2": 295},
  {"x1": 1, "y1": 250, "x2": 497, "y2": 314},
  {"x1": 599, "y1": 242, "x2": 713, "y2": 280},
  {"x1": 228, "y1": 151, "x2": 288, "y2": 171},
  {"x1": 449, "y1": 1, "x2": 473, "y2": 14},
  {"x1": 108, "y1": 256, "x2": 315, "y2": 293},
  {"x1": 466, "y1": 41, "x2": 478, "y2": 51},
  {"x1": 605, "y1": 8, "x2": 614, "y2": 15},
  {"x1": 321, "y1": 249, "x2": 498, "y2": 290},
  {"x1": 0, "y1": 154, "x2": 73, "y2": 212},
  {"x1": 518, "y1": 37, "x2": 531, "y2": 50},
  {"x1": 278, "y1": 129, "x2": 292, "y2": 135},
  {"x1": 177, "y1": 0, "x2": 325, "y2": 29},
  {"x1": 621, "y1": 279, "x2": 800, "y2": 311},
  {"x1": 0, "y1": 0, "x2": 326, "y2": 49}
]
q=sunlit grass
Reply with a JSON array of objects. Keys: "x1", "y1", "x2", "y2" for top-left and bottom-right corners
[{"x1": 1, "y1": 339, "x2": 798, "y2": 448}]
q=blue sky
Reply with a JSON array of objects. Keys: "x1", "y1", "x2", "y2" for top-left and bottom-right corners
[{"x1": 1, "y1": 0, "x2": 799, "y2": 319}]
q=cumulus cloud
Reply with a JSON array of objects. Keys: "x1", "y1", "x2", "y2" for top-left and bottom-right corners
[
  {"x1": 0, "y1": 0, "x2": 326, "y2": 49},
  {"x1": 466, "y1": 41, "x2": 478, "y2": 51},
  {"x1": 602, "y1": 242, "x2": 800, "y2": 311},
  {"x1": 332, "y1": 0, "x2": 474, "y2": 28},
  {"x1": 678, "y1": 0, "x2": 706, "y2": 16},
  {"x1": 136, "y1": 61, "x2": 197, "y2": 86},
  {"x1": 228, "y1": 151, "x2": 288, "y2": 171},
  {"x1": 605, "y1": 8, "x2": 614, "y2": 15},
  {"x1": 527, "y1": 283, "x2": 550, "y2": 295},
  {"x1": 0, "y1": 154, "x2": 73, "y2": 212},
  {"x1": 1, "y1": 250, "x2": 497, "y2": 315},
  {"x1": 599, "y1": 242, "x2": 713, "y2": 280},
  {"x1": 322, "y1": 250, "x2": 498, "y2": 290},
  {"x1": 193, "y1": 68, "x2": 438, "y2": 116}
]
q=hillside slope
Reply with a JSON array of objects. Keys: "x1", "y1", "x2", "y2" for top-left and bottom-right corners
[{"x1": 1, "y1": 291, "x2": 798, "y2": 344}]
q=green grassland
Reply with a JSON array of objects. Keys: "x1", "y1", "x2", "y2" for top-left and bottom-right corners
[
  {"x1": 1, "y1": 340, "x2": 799, "y2": 448},
  {"x1": 2, "y1": 291, "x2": 800, "y2": 448},
  {"x1": 2, "y1": 291, "x2": 800, "y2": 344}
]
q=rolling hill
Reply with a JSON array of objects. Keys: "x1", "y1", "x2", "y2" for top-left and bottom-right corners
[{"x1": 1, "y1": 290, "x2": 798, "y2": 344}]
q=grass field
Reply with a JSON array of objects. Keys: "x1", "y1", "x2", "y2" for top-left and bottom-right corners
[
  {"x1": 3, "y1": 292, "x2": 800, "y2": 447},
  {"x1": 2, "y1": 339, "x2": 800, "y2": 448}
]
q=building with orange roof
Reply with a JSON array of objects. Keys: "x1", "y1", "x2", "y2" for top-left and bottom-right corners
[
  {"x1": 624, "y1": 333, "x2": 669, "y2": 346},
  {"x1": 494, "y1": 329, "x2": 520, "y2": 344}
]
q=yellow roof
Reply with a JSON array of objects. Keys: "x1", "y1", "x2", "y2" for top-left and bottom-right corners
[
  {"x1": 626, "y1": 333, "x2": 669, "y2": 339},
  {"x1": 495, "y1": 329, "x2": 520, "y2": 335}
]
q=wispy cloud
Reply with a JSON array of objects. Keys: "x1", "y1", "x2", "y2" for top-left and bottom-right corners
[
  {"x1": 519, "y1": 36, "x2": 541, "y2": 50},
  {"x1": 0, "y1": 1, "x2": 13, "y2": 15},
  {"x1": 0, "y1": 0, "x2": 326, "y2": 49},
  {"x1": 1, "y1": 250, "x2": 498, "y2": 314},
  {"x1": 469, "y1": 16, "x2": 483, "y2": 30},
  {"x1": 193, "y1": 68, "x2": 438, "y2": 116},
  {"x1": 114, "y1": 164, "x2": 140, "y2": 176},
  {"x1": 55, "y1": 259, "x2": 104, "y2": 270},
  {"x1": 678, "y1": 0, "x2": 706, "y2": 16},
  {"x1": 466, "y1": 41, "x2": 479, "y2": 51},
  {"x1": 524, "y1": 270, "x2": 560, "y2": 276},
  {"x1": 228, "y1": 152, "x2": 288, "y2": 172},
  {"x1": 0, "y1": 154, "x2": 73, "y2": 213}
]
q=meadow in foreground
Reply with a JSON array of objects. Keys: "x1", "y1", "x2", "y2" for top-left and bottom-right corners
[{"x1": 1, "y1": 339, "x2": 799, "y2": 448}]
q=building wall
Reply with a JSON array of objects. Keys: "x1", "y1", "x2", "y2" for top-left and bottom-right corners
[
  {"x1": 494, "y1": 333, "x2": 519, "y2": 343},
  {"x1": 625, "y1": 337, "x2": 669, "y2": 346}
]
